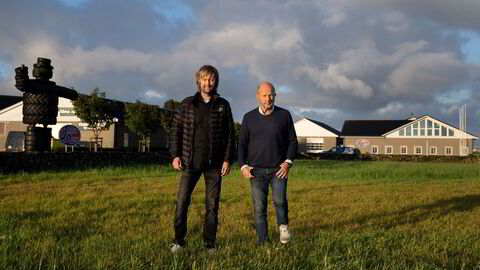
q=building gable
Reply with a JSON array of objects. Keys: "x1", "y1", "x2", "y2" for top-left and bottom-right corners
[
  {"x1": 294, "y1": 118, "x2": 340, "y2": 137},
  {"x1": 385, "y1": 115, "x2": 478, "y2": 139},
  {"x1": 0, "y1": 102, "x2": 23, "y2": 121}
]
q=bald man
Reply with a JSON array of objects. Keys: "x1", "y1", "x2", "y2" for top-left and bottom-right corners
[{"x1": 238, "y1": 82, "x2": 298, "y2": 245}]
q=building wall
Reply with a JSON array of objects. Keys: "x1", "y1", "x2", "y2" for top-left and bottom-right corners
[
  {"x1": 122, "y1": 127, "x2": 169, "y2": 150},
  {"x1": 77, "y1": 125, "x2": 116, "y2": 149},
  {"x1": 0, "y1": 120, "x2": 118, "y2": 151},
  {"x1": 344, "y1": 137, "x2": 474, "y2": 156},
  {"x1": 298, "y1": 136, "x2": 337, "y2": 153},
  {"x1": 1, "y1": 98, "x2": 170, "y2": 151},
  {"x1": 0, "y1": 121, "x2": 28, "y2": 151}
]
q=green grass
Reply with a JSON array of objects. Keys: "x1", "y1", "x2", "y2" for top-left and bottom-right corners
[{"x1": 1, "y1": 160, "x2": 480, "y2": 269}]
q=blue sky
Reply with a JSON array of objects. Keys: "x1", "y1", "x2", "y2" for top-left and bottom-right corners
[
  {"x1": 461, "y1": 31, "x2": 480, "y2": 64},
  {"x1": 0, "y1": 0, "x2": 479, "y2": 135}
]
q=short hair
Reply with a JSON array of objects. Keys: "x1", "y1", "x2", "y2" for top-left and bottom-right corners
[
  {"x1": 256, "y1": 81, "x2": 275, "y2": 93},
  {"x1": 196, "y1": 65, "x2": 219, "y2": 92}
]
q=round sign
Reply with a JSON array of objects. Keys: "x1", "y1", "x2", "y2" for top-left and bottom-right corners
[{"x1": 59, "y1": 125, "x2": 81, "y2": 145}]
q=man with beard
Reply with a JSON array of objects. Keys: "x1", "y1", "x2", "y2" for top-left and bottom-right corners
[{"x1": 170, "y1": 65, "x2": 235, "y2": 252}]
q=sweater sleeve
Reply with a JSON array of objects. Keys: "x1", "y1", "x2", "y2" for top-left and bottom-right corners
[
  {"x1": 237, "y1": 114, "x2": 249, "y2": 167},
  {"x1": 286, "y1": 111, "x2": 298, "y2": 161}
]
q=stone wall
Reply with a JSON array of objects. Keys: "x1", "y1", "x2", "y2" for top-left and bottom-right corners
[
  {"x1": 0, "y1": 151, "x2": 170, "y2": 174},
  {"x1": 300, "y1": 152, "x2": 480, "y2": 163}
]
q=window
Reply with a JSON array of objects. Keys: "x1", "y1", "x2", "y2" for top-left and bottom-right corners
[
  {"x1": 306, "y1": 143, "x2": 324, "y2": 153},
  {"x1": 430, "y1": 147, "x2": 437, "y2": 155},
  {"x1": 441, "y1": 126, "x2": 447, "y2": 136},
  {"x1": 385, "y1": 145, "x2": 393, "y2": 154},
  {"x1": 415, "y1": 146, "x2": 422, "y2": 155},
  {"x1": 427, "y1": 120, "x2": 433, "y2": 128},
  {"x1": 448, "y1": 129, "x2": 454, "y2": 136},
  {"x1": 400, "y1": 146, "x2": 407, "y2": 154},
  {"x1": 445, "y1": 147, "x2": 453, "y2": 155},
  {"x1": 413, "y1": 129, "x2": 418, "y2": 136},
  {"x1": 371, "y1": 145, "x2": 379, "y2": 154},
  {"x1": 420, "y1": 120, "x2": 425, "y2": 128},
  {"x1": 420, "y1": 129, "x2": 425, "y2": 136},
  {"x1": 306, "y1": 138, "x2": 324, "y2": 153},
  {"x1": 427, "y1": 129, "x2": 432, "y2": 136},
  {"x1": 434, "y1": 123, "x2": 440, "y2": 136},
  {"x1": 406, "y1": 126, "x2": 411, "y2": 136},
  {"x1": 0, "y1": 122, "x2": 5, "y2": 135},
  {"x1": 399, "y1": 129, "x2": 404, "y2": 136}
]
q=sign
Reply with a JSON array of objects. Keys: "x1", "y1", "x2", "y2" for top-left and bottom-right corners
[
  {"x1": 58, "y1": 107, "x2": 76, "y2": 116},
  {"x1": 356, "y1": 139, "x2": 370, "y2": 148},
  {"x1": 59, "y1": 125, "x2": 81, "y2": 145}
]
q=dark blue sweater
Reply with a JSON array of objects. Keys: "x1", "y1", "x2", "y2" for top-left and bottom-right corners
[{"x1": 238, "y1": 106, "x2": 298, "y2": 168}]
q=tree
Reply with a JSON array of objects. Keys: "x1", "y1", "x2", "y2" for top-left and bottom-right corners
[
  {"x1": 234, "y1": 122, "x2": 242, "y2": 154},
  {"x1": 72, "y1": 88, "x2": 116, "y2": 151},
  {"x1": 234, "y1": 122, "x2": 242, "y2": 138},
  {"x1": 125, "y1": 101, "x2": 162, "y2": 152},
  {"x1": 160, "y1": 99, "x2": 181, "y2": 138}
]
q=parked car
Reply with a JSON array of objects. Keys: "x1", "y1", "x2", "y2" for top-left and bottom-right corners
[
  {"x1": 5, "y1": 131, "x2": 26, "y2": 152},
  {"x1": 319, "y1": 146, "x2": 360, "y2": 159}
]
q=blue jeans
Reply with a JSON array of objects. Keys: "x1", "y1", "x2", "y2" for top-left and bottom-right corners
[{"x1": 250, "y1": 168, "x2": 288, "y2": 244}]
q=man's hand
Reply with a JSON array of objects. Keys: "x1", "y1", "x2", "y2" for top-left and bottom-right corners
[
  {"x1": 221, "y1": 161, "x2": 231, "y2": 176},
  {"x1": 172, "y1": 157, "x2": 183, "y2": 171},
  {"x1": 241, "y1": 165, "x2": 254, "y2": 179},
  {"x1": 276, "y1": 162, "x2": 290, "y2": 179}
]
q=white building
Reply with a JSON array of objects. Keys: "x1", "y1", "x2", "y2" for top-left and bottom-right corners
[{"x1": 294, "y1": 117, "x2": 341, "y2": 154}]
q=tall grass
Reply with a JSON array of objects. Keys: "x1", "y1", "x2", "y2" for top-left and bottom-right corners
[{"x1": 1, "y1": 160, "x2": 480, "y2": 269}]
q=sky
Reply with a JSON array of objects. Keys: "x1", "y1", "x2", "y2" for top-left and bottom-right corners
[{"x1": 0, "y1": 0, "x2": 479, "y2": 135}]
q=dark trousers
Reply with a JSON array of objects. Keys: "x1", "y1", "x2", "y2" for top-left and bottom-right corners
[
  {"x1": 250, "y1": 168, "x2": 288, "y2": 244},
  {"x1": 173, "y1": 168, "x2": 221, "y2": 247}
]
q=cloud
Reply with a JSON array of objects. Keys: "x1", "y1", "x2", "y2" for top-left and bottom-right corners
[
  {"x1": 322, "y1": 12, "x2": 347, "y2": 27},
  {"x1": 296, "y1": 64, "x2": 373, "y2": 99},
  {"x1": 0, "y1": 0, "x2": 479, "y2": 135},
  {"x1": 375, "y1": 102, "x2": 405, "y2": 116},
  {"x1": 382, "y1": 12, "x2": 410, "y2": 32},
  {"x1": 144, "y1": 90, "x2": 166, "y2": 100},
  {"x1": 382, "y1": 52, "x2": 470, "y2": 99}
]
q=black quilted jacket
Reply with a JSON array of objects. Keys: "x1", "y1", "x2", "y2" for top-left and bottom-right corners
[{"x1": 170, "y1": 92, "x2": 235, "y2": 168}]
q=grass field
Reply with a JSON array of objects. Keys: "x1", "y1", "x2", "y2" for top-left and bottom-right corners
[{"x1": 1, "y1": 160, "x2": 480, "y2": 269}]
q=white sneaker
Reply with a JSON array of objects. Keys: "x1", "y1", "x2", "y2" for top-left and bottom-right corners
[
  {"x1": 279, "y1": 224, "x2": 291, "y2": 244},
  {"x1": 170, "y1": 243, "x2": 183, "y2": 253}
]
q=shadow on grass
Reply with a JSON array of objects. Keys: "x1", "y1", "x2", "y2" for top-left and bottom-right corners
[{"x1": 322, "y1": 194, "x2": 480, "y2": 231}]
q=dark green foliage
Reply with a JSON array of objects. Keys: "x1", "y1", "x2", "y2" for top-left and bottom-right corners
[
  {"x1": 125, "y1": 101, "x2": 162, "y2": 141},
  {"x1": 72, "y1": 88, "x2": 116, "y2": 139},
  {"x1": 160, "y1": 99, "x2": 181, "y2": 137}
]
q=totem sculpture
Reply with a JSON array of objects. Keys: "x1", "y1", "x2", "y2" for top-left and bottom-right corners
[{"x1": 14, "y1": 57, "x2": 79, "y2": 152}]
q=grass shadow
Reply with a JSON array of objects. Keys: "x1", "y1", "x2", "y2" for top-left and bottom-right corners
[{"x1": 324, "y1": 194, "x2": 480, "y2": 231}]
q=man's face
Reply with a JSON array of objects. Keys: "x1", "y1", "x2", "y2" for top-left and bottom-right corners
[
  {"x1": 198, "y1": 74, "x2": 216, "y2": 95},
  {"x1": 256, "y1": 85, "x2": 276, "y2": 112}
]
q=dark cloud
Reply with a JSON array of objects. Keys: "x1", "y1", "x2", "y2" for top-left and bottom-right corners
[{"x1": 0, "y1": 0, "x2": 479, "y2": 136}]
